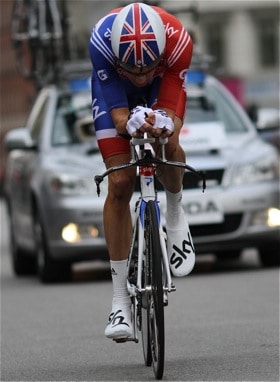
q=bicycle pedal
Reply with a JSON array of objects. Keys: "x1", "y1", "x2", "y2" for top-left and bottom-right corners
[
  {"x1": 113, "y1": 336, "x2": 135, "y2": 343},
  {"x1": 113, "y1": 337, "x2": 128, "y2": 343}
]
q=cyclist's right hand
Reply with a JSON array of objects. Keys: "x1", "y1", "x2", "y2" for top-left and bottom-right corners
[{"x1": 126, "y1": 106, "x2": 153, "y2": 136}]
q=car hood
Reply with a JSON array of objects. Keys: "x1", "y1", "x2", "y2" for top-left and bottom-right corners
[
  {"x1": 180, "y1": 122, "x2": 268, "y2": 170},
  {"x1": 37, "y1": 144, "x2": 108, "y2": 198},
  {"x1": 42, "y1": 144, "x2": 105, "y2": 175}
]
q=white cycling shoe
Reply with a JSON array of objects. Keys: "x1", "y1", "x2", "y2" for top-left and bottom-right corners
[
  {"x1": 166, "y1": 209, "x2": 195, "y2": 277},
  {"x1": 104, "y1": 305, "x2": 133, "y2": 339}
]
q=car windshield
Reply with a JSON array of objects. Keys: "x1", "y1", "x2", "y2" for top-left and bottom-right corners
[
  {"x1": 52, "y1": 77, "x2": 248, "y2": 147},
  {"x1": 52, "y1": 91, "x2": 94, "y2": 146},
  {"x1": 185, "y1": 81, "x2": 248, "y2": 133}
]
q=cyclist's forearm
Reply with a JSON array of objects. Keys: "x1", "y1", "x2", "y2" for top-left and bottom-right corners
[{"x1": 110, "y1": 107, "x2": 130, "y2": 135}]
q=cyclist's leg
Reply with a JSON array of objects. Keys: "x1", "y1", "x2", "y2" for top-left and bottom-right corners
[
  {"x1": 92, "y1": 75, "x2": 135, "y2": 338},
  {"x1": 152, "y1": 89, "x2": 195, "y2": 277},
  {"x1": 103, "y1": 153, "x2": 135, "y2": 261},
  {"x1": 103, "y1": 153, "x2": 136, "y2": 339},
  {"x1": 156, "y1": 115, "x2": 185, "y2": 191},
  {"x1": 148, "y1": 77, "x2": 186, "y2": 193}
]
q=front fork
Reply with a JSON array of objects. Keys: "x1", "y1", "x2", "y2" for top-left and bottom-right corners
[{"x1": 127, "y1": 199, "x2": 176, "y2": 343}]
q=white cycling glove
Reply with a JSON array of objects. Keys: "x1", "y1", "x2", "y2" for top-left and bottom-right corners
[
  {"x1": 153, "y1": 109, "x2": 174, "y2": 132},
  {"x1": 126, "y1": 106, "x2": 174, "y2": 136},
  {"x1": 126, "y1": 106, "x2": 153, "y2": 136}
]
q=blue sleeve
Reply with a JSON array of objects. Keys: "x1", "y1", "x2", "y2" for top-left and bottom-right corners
[{"x1": 89, "y1": 13, "x2": 128, "y2": 110}]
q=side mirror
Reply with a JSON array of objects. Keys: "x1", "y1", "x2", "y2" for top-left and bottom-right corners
[{"x1": 4, "y1": 128, "x2": 37, "y2": 151}]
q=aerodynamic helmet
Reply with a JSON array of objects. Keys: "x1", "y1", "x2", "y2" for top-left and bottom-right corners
[{"x1": 111, "y1": 3, "x2": 166, "y2": 72}]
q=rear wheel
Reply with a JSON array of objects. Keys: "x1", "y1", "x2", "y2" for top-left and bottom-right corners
[{"x1": 143, "y1": 201, "x2": 165, "y2": 380}]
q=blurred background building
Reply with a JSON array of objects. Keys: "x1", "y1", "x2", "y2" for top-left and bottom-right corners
[{"x1": 0, "y1": 0, "x2": 279, "y2": 133}]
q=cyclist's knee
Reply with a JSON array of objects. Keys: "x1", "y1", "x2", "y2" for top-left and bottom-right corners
[
  {"x1": 164, "y1": 137, "x2": 185, "y2": 162},
  {"x1": 108, "y1": 173, "x2": 134, "y2": 202}
]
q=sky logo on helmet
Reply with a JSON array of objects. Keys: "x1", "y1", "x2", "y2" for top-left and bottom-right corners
[{"x1": 119, "y1": 3, "x2": 160, "y2": 66}]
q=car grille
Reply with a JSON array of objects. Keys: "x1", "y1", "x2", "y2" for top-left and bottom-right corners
[
  {"x1": 135, "y1": 168, "x2": 224, "y2": 191},
  {"x1": 190, "y1": 214, "x2": 243, "y2": 236},
  {"x1": 133, "y1": 167, "x2": 242, "y2": 237},
  {"x1": 183, "y1": 168, "x2": 224, "y2": 189}
]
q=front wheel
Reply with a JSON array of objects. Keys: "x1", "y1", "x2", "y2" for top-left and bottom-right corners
[
  {"x1": 141, "y1": 287, "x2": 152, "y2": 367},
  {"x1": 142, "y1": 201, "x2": 165, "y2": 380}
]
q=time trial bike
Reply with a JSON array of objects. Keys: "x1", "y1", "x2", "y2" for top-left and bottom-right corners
[{"x1": 95, "y1": 134, "x2": 205, "y2": 380}]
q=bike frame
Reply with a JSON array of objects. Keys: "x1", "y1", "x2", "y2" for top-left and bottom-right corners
[{"x1": 126, "y1": 136, "x2": 175, "y2": 342}]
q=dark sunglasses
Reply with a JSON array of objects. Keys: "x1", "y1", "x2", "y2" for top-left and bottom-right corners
[{"x1": 117, "y1": 55, "x2": 162, "y2": 76}]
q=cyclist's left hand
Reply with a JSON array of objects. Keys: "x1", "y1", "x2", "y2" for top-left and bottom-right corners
[{"x1": 144, "y1": 109, "x2": 174, "y2": 138}]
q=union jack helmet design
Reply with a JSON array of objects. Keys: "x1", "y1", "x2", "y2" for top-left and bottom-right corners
[{"x1": 111, "y1": 3, "x2": 166, "y2": 70}]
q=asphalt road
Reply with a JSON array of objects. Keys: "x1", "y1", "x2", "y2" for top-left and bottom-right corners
[{"x1": 1, "y1": 201, "x2": 279, "y2": 382}]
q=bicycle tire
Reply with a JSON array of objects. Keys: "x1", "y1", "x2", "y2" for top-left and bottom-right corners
[
  {"x1": 143, "y1": 200, "x2": 165, "y2": 379},
  {"x1": 11, "y1": 0, "x2": 35, "y2": 79},
  {"x1": 11, "y1": 0, "x2": 64, "y2": 87},
  {"x1": 141, "y1": 206, "x2": 152, "y2": 366}
]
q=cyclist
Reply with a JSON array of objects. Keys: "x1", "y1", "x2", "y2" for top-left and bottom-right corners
[{"x1": 89, "y1": 2, "x2": 194, "y2": 339}]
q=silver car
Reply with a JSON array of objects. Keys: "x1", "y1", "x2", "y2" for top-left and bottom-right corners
[
  {"x1": 179, "y1": 72, "x2": 279, "y2": 266},
  {"x1": 4, "y1": 83, "x2": 107, "y2": 282},
  {"x1": 4, "y1": 73, "x2": 279, "y2": 283}
]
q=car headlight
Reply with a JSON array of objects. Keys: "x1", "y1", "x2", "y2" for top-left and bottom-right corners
[
  {"x1": 232, "y1": 154, "x2": 279, "y2": 186},
  {"x1": 62, "y1": 222, "x2": 101, "y2": 242},
  {"x1": 48, "y1": 173, "x2": 94, "y2": 195}
]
